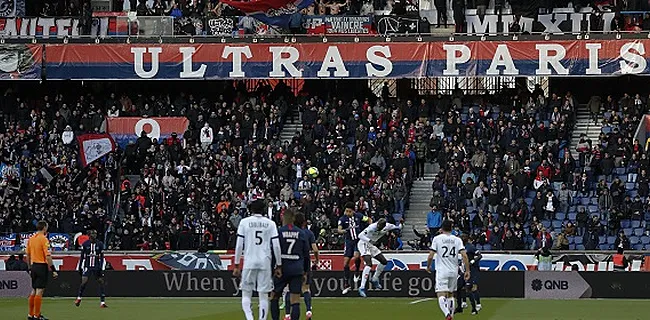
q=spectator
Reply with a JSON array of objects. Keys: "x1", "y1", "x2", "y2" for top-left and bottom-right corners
[
  {"x1": 5, "y1": 255, "x2": 16, "y2": 270},
  {"x1": 427, "y1": 205, "x2": 442, "y2": 236}
]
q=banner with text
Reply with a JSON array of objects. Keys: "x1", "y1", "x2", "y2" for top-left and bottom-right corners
[
  {"x1": 0, "y1": 254, "x2": 170, "y2": 271},
  {"x1": 47, "y1": 233, "x2": 71, "y2": 251},
  {"x1": 0, "y1": 0, "x2": 25, "y2": 18},
  {"x1": 304, "y1": 16, "x2": 373, "y2": 34},
  {"x1": 106, "y1": 117, "x2": 189, "y2": 148},
  {"x1": 0, "y1": 233, "x2": 17, "y2": 251},
  {"x1": 43, "y1": 40, "x2": 650, "y2": 79},
  {"x1": 0, "y1": 44, "x2": 41, "y2": 80}
]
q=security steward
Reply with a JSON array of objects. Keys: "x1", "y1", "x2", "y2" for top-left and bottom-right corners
[
  {"x1": 26, "y1": 221, "x2": 58, "y2": 320},
  {"x1": 612, "y1": 245, "x2": 629, "y2": 272}
]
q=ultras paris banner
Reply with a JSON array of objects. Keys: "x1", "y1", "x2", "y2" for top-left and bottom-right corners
[{"x1": 44, "y1": 40, "x2": 650, "y2": 79}]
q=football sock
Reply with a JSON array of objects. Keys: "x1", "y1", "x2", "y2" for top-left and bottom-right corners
[
  {"x1": 78, "y1": 282, "x2": 87, "y2": 298},
  {"x1": 371, "y1": 263, "x2": 385, "y2": 283},
  {"x1": 303, "y1": 291, "x2": 312, "y2": 311},
  {"x1": 284, "y1": 292, "x2": 291, "y2": 315},
  {"x1": 259, "y1": 293, "x2": 269, "y2": 320},
  {"x1": 438, "y1": 296, "x2": 449, "y2": 317},
  {"x1": 290, "y1": 303, "x2": 300, "y2": 320},
  {"x1": 449, "y1": 297, "x2": 455, "y2": 316},
  {"x1": 242, "y1": 291, "x2": 254, "y2": 320},
  {"x1": 469, "y1": 291, "x2": 477, "y2": 310},
  {"x1": 343, "y1": 265, "x2": 351, "y2": 287},
  {"x1": 34, "y1": 295, "x2": 42, "y2": 317},
  {"x1": 270, "y1": 298, "x2": 280, "y2": 320},
  {"x1": 98, "y1": 283, "x2": 106, "y2": 303},
  {"x1": 28, "y1": 294, "x2": 35, "y2": 316},
  {"x1": 354, "y1": 258, "x2": 361, "y2": 273},
  {"x1": 360, "y1": 266, "x2": 371, "y2": 289}
]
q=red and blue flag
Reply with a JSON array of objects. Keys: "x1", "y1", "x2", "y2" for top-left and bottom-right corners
[{"x1": 222, "y1": 0, "x2": 314, "y2": 29}]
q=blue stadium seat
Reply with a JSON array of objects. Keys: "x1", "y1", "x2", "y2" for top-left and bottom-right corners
[
  {"x1": 525, "y1": 198, "x2": 533, "y2": 206},
  {"x1": 575, "y1": 237, "x2": 583, "y2": 245},
  {"x1": 569, "y1": 244, "x2": 576, "y2": 250},
  {"x1": 641, "y1": 236, "x2": 650, "y2": 244},
  {"x1": 599, "y1": 244, "x2": 610, "y2": 250},
  {"x1": 568, "y1": 236, "x2": 575, "y2": 244},
  {"x1": 631, "y1": 220, "x2": 641, "y2": 228},
  {"x1": 621, "y1": 220, "x2": 631, "y2": 228},
  {"x1": 552, "y1": 221, "x2": 562, "y2": 229},
  {"x1": 615, "y1": 168, "x2": 626, "y2": 175},
  {"x1": 588, "y1": 205, "x2": 598, "y2": 213},
  {"x1": 591, "y1": 197, "x2": 599, "y2": 205},
  {"x1": 633, "y1": 244, "x2": 644, "y2": 250},
  {"x1": 601, "y1": 126, "x2": 612, "y2": 134},
  {"x1": 634, "y1": 228, "x2": 644, "y2": 237},
  {"x1": 469, "y1": 213, "x2": 476, "y2": 221},
  {"x1": 607, "y1": 236, "x2": 616, "y2": 244},
  {"x1": 629, "y1": 190, "x2": 638, "y2": 198},
  {"x1": 576, "y1": 244, "x2": 585, "y2": 250},
  {"x1": 616, "y1": 175, "x2": 627, "y2": 182},
  {"x1": 542, "y1": 220, "x2": 551, "y2": 228},
  {"x1": 624, "y1": 228, "x2": 633, "y2": 237},
  {"x1": 580, "y1": 198, "x2": 590, "y2": 206},
  {"x1": 568, "y1": 212, "x2": 577, "y2": 221},
  {"x1": 599, "y1": 236, "x2": 606, "y2": 244},
  {"x1": 630, "y1": 236, "x2": 640, "y2": 245},
  {"x1": 476, "y1": 245, "x2": 483, "y2": 250},
  {"x1": 556, "y1": 213, "x2": 566, "y2": 221},
  {"x1": 483, "y1": 244, "x2": 492, "y2": 251},
  {"x1": 526, "y1": 190, "x2": 536, "y2": 199},
  {"x1": 626, "y1": 183, "x2": 636, "y2": 190}
]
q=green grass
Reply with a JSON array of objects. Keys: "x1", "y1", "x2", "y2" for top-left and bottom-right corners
[{"x1": 1, "y1": 297, "x2": 648, "y2": 320}]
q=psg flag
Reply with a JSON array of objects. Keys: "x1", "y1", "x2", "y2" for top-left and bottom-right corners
[
  {"x1": 77, "y1": 133, "x2": 116, "y2": 167},
  {"x1": 221, "y1": 0, "x2": 314, "y2": 28}
]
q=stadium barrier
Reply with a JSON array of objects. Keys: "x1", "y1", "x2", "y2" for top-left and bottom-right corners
[{"x1": 0, "y1": 271, "x2": 638, "y2": 299}]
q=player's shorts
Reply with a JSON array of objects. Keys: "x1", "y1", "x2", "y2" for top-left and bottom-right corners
[
  {"x1": 303, "y1": 271, "x2": 313, "y2": 287},
  {"x1": 81, "y1": 268, "x2": 105, "y2": 278},
  {"x1": 465, "y1": 269, "x2": 479, "y2": 287},
  {"x1": 240, "y1": 269, "x2": 274, "y2": 293},
  {"x1": 435, "y1": 274, "x2": 458, "y2": 293},
  {"x1": 273, "y1": 274, "x2": 303, "y2": 294},
  {"x1": 343, "y1": 240, "x2": 359, "y2": 258},
  {"x1": 358, "y1": 241, "x2": 381, "y2": 257},
  {"x1": 30, "y1": 263, "x2": 49, "y2": 289}
]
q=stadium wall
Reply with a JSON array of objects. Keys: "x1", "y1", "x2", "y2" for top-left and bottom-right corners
[{"x1": 1, "y1": 271, "x2": 648, "y2": 299}]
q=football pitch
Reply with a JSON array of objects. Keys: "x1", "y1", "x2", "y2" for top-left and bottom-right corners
[{"x1": 1, "y1": 297, "x2": 647, "y2": 320}]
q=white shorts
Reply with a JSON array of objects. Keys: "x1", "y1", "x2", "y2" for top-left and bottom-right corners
[
  {"x1": 358, "y1": 241, "x2": 382, "y2": 257},
  {"x1": 240, "y1": 269, "x2": 274, "y2": 293},
  {"x1": 435, "y1": 274, "x2": 458, "y2": 293}
]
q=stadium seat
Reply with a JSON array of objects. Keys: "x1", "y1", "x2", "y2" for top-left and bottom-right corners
[
  {"x1": 476, "y1": 245, "x2": 483, "y2": 250},
  {"x1": 483, "y1": 244, "x2": 492, "y2": 251},
  {"x1": 568, "y1": 236, "x2": 575, "y2": 244},
  {"x1": 607, "y1": 236, "x2": 616, "y2": 244},
  {"x1": 580, "y1": 198, "x2": 590, "y2": 206},
  {"x1": 556, "y1": 213, "x2": 566, "y2": 220},
  {"x1": 575, "y1": 237, "x2": 583, "y2": 245},
  {"x1": 621, "y1": 220, "x2": 631, "y2": 228},
  {"x1": 588, "y1": 205, "x2": 598, "y2": 213},
  {"x1": 525, "y1": 198, "x2": 533, "y2": 206},
  {"x1": 629, "y1": 236, "x2": 639, "y2": 245},
  {"x1": 576, "y1": 245, "x2": 585, "y2": 250},
  {"x1": 633, "y1": 244, "x2": 644, "y2": 250},
  {"x1": 542, "y1": 220, "x2": 551, "y2": 228},
  {"x1": 599, "y1": 244, "x2": 610, "y2": 250},
  {"x1": 615, "y1": 168, "x2": 626, "y2": 175},
  {"x1": 629, "y1": 190, "x2": 638, "y2": 198},
  {"x1": 599, "y1": 236, "x2": 606, "y2": 244},
  {"x1": 641, "y1": 236, "x2": 650, "y2": 244},
  {"x1": 568, "y1": 212, "x2": 577, "y2": 221},
  {"x1": 624, "y1": 228, "x2": 633, "y2": 237},
  {"x1": 626, "y1": 183, "x2": 635, "y2": 190},
  {"x1": 552, "y1": 221, "x2": 562, "y2": 229},
  {"x1": 569, "y1": 244, "x2": 576, "y2": 250},
  {"x1": 634, "y1": 228, "x2": 644, "y2": 237},
  {"x1": 526, "y1": 190, "x2": 536, "y2": 199},
  {"x1": 631, "y1": 220, "x2": 641, "y2": 228}
]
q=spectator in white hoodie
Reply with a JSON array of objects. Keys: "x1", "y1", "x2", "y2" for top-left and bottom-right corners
[
  {"x1": 200, "y1": 122, "x2": 213, "y2": 150},
  {"x1": 62, "y1": 125, "x2": 74, "y2": 145}
]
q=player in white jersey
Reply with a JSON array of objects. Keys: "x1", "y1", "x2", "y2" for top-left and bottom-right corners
[
  {"x1": 427, "y1": 220, "x2": 470, "y2": 320},
  {"x1": 234, "y1": 200, "x2": 283, "y2": 320},
  {"x1": 357, "y1": 218, "x2": 402, "y2": 297}
]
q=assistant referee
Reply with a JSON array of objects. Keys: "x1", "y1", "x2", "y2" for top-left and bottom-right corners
[{"x1": 26, "y1": 221, "x2": 58, "y2": 320}]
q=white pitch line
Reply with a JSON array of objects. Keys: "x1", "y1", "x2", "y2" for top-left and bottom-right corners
[{"x1": 410, "y1": 298, "x2": 435, "y2": 304}]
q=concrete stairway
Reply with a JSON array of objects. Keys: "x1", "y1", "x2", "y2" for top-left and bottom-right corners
[
  {"x1": 402, "y1": 162, "x2": 440, "y2": 244},
  {"x1": 280, "y1": 109, "x2": 301, "y2": 144},
  {"x1": 569, "y1": 105, "x2": 601, "y2": 148}
]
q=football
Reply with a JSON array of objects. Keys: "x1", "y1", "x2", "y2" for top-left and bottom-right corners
[{"x1": 306, "y1": 167, "x2": 319, "y2": 178}]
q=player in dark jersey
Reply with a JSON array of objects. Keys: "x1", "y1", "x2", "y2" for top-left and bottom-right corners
[
  {"x1": 283, "y1": 212, "x2": 319, "y2": 320},
  {"x1": 75, "y1": 230, "x2": 107, "y2": 308},
  {"x1": 337, "y1": 202, "x2": 371, "y2": 294},
  {"x1": 463, "y1": 234, "x2": 482, "y2": 314},
  {"x1": 271, "y1": 209, "x2": 310, "y2": 320}
]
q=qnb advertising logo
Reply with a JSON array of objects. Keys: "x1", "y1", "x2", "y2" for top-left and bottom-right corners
[
  {"x1": 0, "y1": 280, "x2": 19, "y2": 290},
  {"x1": 531, "y1": 279, "x2": 569, "y2": 291}
]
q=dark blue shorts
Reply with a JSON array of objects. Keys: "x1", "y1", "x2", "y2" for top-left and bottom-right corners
[
  {"x1": 81, "y1": 268, "x2": 104, "y2": 278},
  {"x1": 303, "y1": 271, "x2": 313, "y2": 287},
  {"x1": 344, "y1": 240, "x2": 359, "y2": 258},
  {"x1": 274, "y1": 274, "x2": 303, "y2": 294},
  {"x1": 465, "y1": 269, "x2": 479, "y2": 287}
]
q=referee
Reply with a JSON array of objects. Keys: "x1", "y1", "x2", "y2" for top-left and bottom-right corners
[{"x1": 26, "y1": 221, "x2": 58, "y2": 320}]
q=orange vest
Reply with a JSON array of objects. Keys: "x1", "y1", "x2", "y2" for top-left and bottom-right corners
[{"x1": 613, "y1": 254, "x2": 625, "y2": 269}]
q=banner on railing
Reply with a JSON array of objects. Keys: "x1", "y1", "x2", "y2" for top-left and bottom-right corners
[
  {"x1": 375, "y1": 15, "x2": 420, "y2": 35},
  {"x1": 0, "y1": 0, "x2": 25, "y2": 18},
  {"x1": 47, "y1": 233, "x2": 71, "y2": 251},
  {"x1": 206, "y1": 17, "x2": 236, "y2": 36},
  {"x1": 0, "y1": 254, "x2": 170, "y2": 271},
  {"x1": 106, "y1": 117, "x2": 189, "y2": 148},
  {"x1": 0, "y1": 233, "x2": 17, "y2": 251},
  {"x1": 0, "y1": 17, "x2": 127, "y2": 37},
  {"x1": 0, "y1": 44, "x2": 41, "y2": 80},
  {"x1": 43, "y1": 40, "x2": 650, "y2": 79},
  {"x1": 19, "y1": 232, "x2": 34, "y2": 250},
  {"x1": 304, "y1": 16, "x2": 373, "y2": 34}
]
